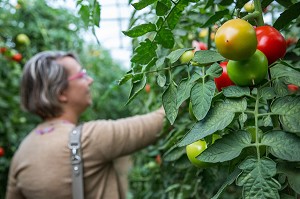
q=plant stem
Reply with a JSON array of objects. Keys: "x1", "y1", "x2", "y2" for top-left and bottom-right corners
[
  {"x1": 253, "y1": 0, "x2": 265, "y2": 26},
  {"x1": 254, "y1": 93, "x2": 261, "y2": 160}
]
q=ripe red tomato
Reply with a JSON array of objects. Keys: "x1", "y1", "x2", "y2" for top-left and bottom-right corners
[
  {"x1": 145, "y1": 84, "x2": 151, "y2": 93},
  {"x1": 287, "y1": 84, "x2": 299, "y2": 93},
  {"x1": 192, "y1": 40, "x2": 208, "y2": 51},
  {"x1": 12, "y1": 53, "x2": 22, "y2": 62},
  {"x1": 0, "y1": 147, "x2": 4, "y2": 157},
  {"x1": 255, "y1": 26, "x2": 286, "y2": 65},
  {"x1": 0, "y1": 47, "x2": 7, "y2": 53},
  {"x1": 227, "y1": 50, "x2": 268, "y2": 86},
  {"x1": 215, "y1": 18, "x2": 257, "y2": 61},
  {"x1": 214, "y1": 61, "x2": 235, "y2": 91},
  {"x1": 286, "y1": 37, "x2": 298, "y2": 47},
  {"x1": 186, "y1": 140, "x2": 210, "y2": 168}
]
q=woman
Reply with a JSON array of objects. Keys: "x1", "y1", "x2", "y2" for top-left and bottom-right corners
[{"x1": 6, "y1": 51, "x2": 165, "y2": 199}]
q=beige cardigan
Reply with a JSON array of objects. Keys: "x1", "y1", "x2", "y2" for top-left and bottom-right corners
[{"x1": 6, "y1": 108, "x2": 165, "y2": 199}]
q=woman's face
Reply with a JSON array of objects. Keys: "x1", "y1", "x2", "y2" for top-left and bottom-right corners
[{"x1": 57, "y1": 56, "x2": 93, "y2": 114}]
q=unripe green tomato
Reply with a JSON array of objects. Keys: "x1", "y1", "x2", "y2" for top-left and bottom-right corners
[
  {"x1": 180, "y1": 50, "x2": 194, "y2": 63},
  {"x1": 16, "y1": 33, "x2": 30, "y2": 45},
  {"x1": 186, "y1": 140, "x2": 210, "y2": 168},
  {"x1": 227, "y1": 50, "x2": 268, "y2": 86},
  {"x1": 244, "y1": 1, "x2": 255, "y2": 13},
  {"x1": 215, "y1": 19, "x2": 257, "y2": 61}
]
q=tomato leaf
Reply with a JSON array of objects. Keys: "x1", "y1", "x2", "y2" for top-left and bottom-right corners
[
  {"x1": 118, "y1": 73, "x2": 133, "y2": 85},
  {"x1": 132, "y1": 0, "x2": 158, "y2": 10},
  {"x1": 166, "y1": 0, "x2": 189, "y2": 30},
  {"x1": 198, "y1": 130, "x2": 252, "y2": 163},
  {"x1": 166, "y1": 48, "x2": 193, "y2": 64},
  {"x1": 126, "y1": 75, "x2": 147, "y2": 105},
  {"x1": 259, "y1": 87, "x2": 276, "y2": 100},
  {"x1": 131, "y1": 39, "x2": 157, "y2": 65},
  {"x1": 273, "y1": 2, "x2": 300, "y2": 30},
  {"x1": 223, "y1": 86, "x2": 250, "y2": 98},
  {"x1": 192, "y1": 50, "x2": 225, "y2": 65},
  {"x1": 271, "y1": 96, "x2": 300, "y2": 133},
  {"x1": 237, "y1": 157, "x2": 280, "y2": 199},
  {"x1": 162, "y1": 81, "x2": 178, "y2": 125},
  {"x1": 191, "y1": 80, "x2": 215, "y2": 121},
  {"x1": 261, "y1": 131, "x2": 300, "y2": 161},
  {"x1": 211, "y1": 167, "x2": 242, "y2": 199},
  {"x1": 157, "y1": 73, "x2": 167, "y2": 87},
  {"x1": 92, "y1": 1, "x2": 100, "y2": 27},
  {"x1": 277, "y1": 162, "x2": 300, "y2": 194},
  {"x1": 163, "y1": 145, "x2": 186, "y2": 162},
  {"x1": 177, "y1": 98, "x2": 247, "y2": 146},
  {"x1": 176, "y1": 78, "x2": 193, "y2": 109},
  {"x1": 206, "y1": 63, "x2": 222, "y2": 78},
  {"x1": 78, "y1": 5, "x2": 90, "y2": 28},
  {"x1": 201, "y1": 9, "x2": 229, "y2": 28},
  {"x1": 155, "y1": 27, "x2": 174, "y2": 49},
  {"x1": 122, "y1": 23, "x2": 156, "y2": 38},
  {"x1": 156, "y1": 1, "x2": 169, "y2": 16}
]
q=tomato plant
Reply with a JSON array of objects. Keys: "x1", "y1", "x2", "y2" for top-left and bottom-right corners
[
  {"x1": 215, "y1": 18, "x2": 257, "y2": 61},
  {"x1": 227, "y1": 49, "x2": 268, "y2": 86},
  {"x1": 122, "y1": 0, "x2": 300, "y2": 198},
  {"x1": 256, "y1": 26, "x2": 287, "y2": 64},
  {"x1": 214, "y1": 61, "x2": 235, "y2": 91}
]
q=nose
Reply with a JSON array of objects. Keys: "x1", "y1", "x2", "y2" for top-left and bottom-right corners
[{"x1": 87, "y1": 76, "x2": 94, "y2": 85}]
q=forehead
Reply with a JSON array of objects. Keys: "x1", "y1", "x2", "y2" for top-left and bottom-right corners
[{"x1": 56, "y1": 56, "x2": 81, "y2": 72}]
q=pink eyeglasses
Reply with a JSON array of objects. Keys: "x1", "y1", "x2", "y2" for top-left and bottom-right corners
[{"x1": 68, "y1": 69, "x2": 88, "y2": 81}]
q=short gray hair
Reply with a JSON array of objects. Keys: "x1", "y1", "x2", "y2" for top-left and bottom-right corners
[{"x1": 20, "y1": 51, "x2": 79, "y2": 119}]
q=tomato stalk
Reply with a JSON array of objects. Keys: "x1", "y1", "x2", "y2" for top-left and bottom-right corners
[
  {"x1": 254, "y1": 92, "x2": 261, "y2": 159},
  {"x1": 242, "y1": 0, "x2": 264, "y2": 26}
]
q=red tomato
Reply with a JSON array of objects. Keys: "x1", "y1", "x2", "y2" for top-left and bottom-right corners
[
  {"x1": 256, "y1": 26, "x2": 286, "y2": 65},
  {"x1": 12, "y1": 53, "x2": 22, "y2": 62},
  {"x1": 0, "y1": 147, "x2": 4, "y2": 157},
  {"x1": 0, "y1": 47, "x2": 7, "y2": 53},
  {"x1": 145, "y1": 84, "x2": 151, "y2": 93},
  {"x1": 214, "y1": 61, "x2": 235, "y2": 91},
  {"x1": 192, "y1": 40, "x2": 208, "y2": 51},
  {"x1": 287, "y1": 84, "x2": 299, "y2": 93},
  {"x1": 286, "y1": 37, "x2": 298, "y2": 47}
]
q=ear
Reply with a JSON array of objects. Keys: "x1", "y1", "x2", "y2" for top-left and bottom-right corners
[{"x1": 58, "y1": 90, "x2": 68, "y2": 102}]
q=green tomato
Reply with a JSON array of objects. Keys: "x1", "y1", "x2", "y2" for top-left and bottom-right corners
[
  {"x1": 244, "y1": 1, "x2": 255, "y2": 13},
  {"x1": 215, "y1": 19, "x2": 257, "y2": 61},
  {"x1": 227, "y1": 50, "x2": 268, "y2": 86},
  {"x1": 180, "y1": 50, "x2": 194, "y2": 63},
  {"x1": 186, "y1": 140, "x2": 210, "y2": 168},
  {"x1": 16, "y1": 33, "x2": 30, "y2": 45}
]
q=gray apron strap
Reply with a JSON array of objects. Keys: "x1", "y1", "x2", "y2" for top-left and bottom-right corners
[{"x1": 68, "y1": 124, "x2": 84, "y2": 199}]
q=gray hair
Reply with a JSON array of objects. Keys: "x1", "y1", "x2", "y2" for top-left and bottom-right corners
[{"x1": 20, "y1": 51, "x2": 79, "y2": 119}]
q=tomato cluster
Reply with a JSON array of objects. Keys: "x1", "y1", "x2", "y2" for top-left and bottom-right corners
[{"x1": 214, "y1": 19, "x2": 286, "y2": 88}]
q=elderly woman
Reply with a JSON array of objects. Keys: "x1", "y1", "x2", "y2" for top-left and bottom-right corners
[{"x1": 6, "y1": 51, "x2": 165, "y2": 199}]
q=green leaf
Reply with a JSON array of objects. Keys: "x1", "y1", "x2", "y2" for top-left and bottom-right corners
[
  {"x1": 275, "y1": 0, "x2": 293, "y2": 7},
  {"x1": 177, "y1": 98, "x2": 247, "y2": 146},
  {"x1": 176, "y1": 78, "x2": 193, "y2": 108},
  {"x1": 162, "y1": 81, "x2": 178, "y2": 124},
  {"x1": 206, "y1": 63, "x2": 222, "y2": 78},
  {"x1": 118, "y1": 73, "x2": 133, "y2": 85},
  {"x1": 190, "y1": 80, "x2": 215, "y2": 121},
  {"x1": 92, "y1": 1, "x2": 101, "y2": 27},
  {"x1": 163, "y1": 146, "x2": 186, "y2": 162},
  {"x1": 167, "y1": 48, "x2": 193, "y2": 64},
  {"x1": 198, "y1": 130, "x2": 252, "y2": 163},
  {"x1": 261, "y1": 131, "x2": 300, "y2": 161},
  {"x1": 259, "y1": 87, "x2": 276, "y2": 100},
  {"x1": 122, "y1": 23, "x2": 156, "y2": 38},
  {"x1": 271, "y1": 96, "x2": 300, "y2": 133},
  {"x1": 201, "y1": 9, "x2": 229, "y2": 28},
  {"x1": 126, "y1": 75, "x2": 147, "y2": 105},
  {"x1": 78, "y1": 5, "x2": 90, "y2": 27},
  {"x1": 156, "y1": 1, "x2": 169, "y2": 16},
  {"x1": 237, "y1": 157, "x2": 280, "y2": 199},
  {"x1": 211, "y1": 167, "x2": 242, "y2": 199},
  {"x1": 132, "y1": 0, "x2": 158, "y2": 10},
  {"x1": 166, "y1": 0, "x2": 189, "y2": 30},
  {"x1": 192, "y1": 50, "x2": 225, "y2": 65},
  {"x1": 155, "y1": 27, "x2": 174, "y2": 49},
  {"x1": 273, "y1": 2, "x2": 300, "y2": 30},
  {"x1": 270, "y1": 64, "x2": 300, "y2": 79},
  {"x1": 157, "y1": 74, "x2": 167, "y2": 87},
  {"x1": 131, "y1": 39, "x2": 157, "y2": 65},
  {"x1": 277, "y1": 162, "x2": 300, "y2": 194},
  {"x1": 223, "y1": 86, "x2": 250, "y2": 98}
]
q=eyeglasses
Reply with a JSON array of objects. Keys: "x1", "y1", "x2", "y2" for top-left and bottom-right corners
[{"x1": 68, "y1": 69, "x2": 88, "y2": 81}]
